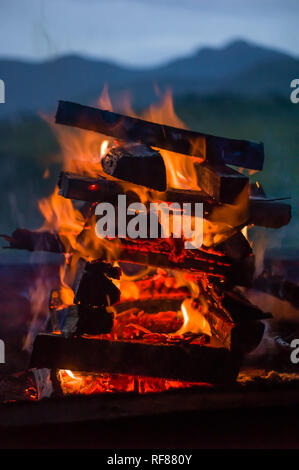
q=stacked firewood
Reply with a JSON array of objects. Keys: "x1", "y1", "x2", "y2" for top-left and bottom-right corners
[{"x1": 2, "y1": 101, "x2": 292, "y2": 385}]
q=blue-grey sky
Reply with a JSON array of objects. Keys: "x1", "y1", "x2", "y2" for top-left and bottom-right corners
[{"x1": 0, "y1": 0, "x2": 298, "y2": 66}]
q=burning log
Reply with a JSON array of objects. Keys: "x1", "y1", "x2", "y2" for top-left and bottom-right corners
[
  {"x1": 1, "y1": 225, "x2": 252, "y2": 285},
  {"x1": 194, "y1": 162, "x2": 248, "y2": 204},
  {"x1": 56, "y1": 101, "x2": 264, "y2": 170},
  {"x1": 58, "y1": 171, "x2": 212, "y2": 206},
  {"x1": 58, "y1": 171, "x2": 124, "y2": 204},
  {"x1": 104, "y1": 239, "x2": 237, "y2": 281},
  {"x1": 101, "y1": 143, "x2": 167, "y2": 191},
  {"x1": 58, "y1": 172, "x2": 291, "y2": 229},
  {"x1": 113, "y1": 297, "x2": 185, "y2": 315},
  {"x1": 30, "y1": 333, "x2": 241, "y2": 384}
]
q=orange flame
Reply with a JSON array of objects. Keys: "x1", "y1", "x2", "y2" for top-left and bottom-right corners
[
  {"x1": 176, "y1": 298, "x2": 211, "y2": 336},
  {"x1": 34, "y1": 85, "x2": 246, "y2": 369}
]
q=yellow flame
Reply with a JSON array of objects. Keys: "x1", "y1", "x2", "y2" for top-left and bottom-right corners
[
  {"x1": 65, "y1": 370, "x2": 76, "y2": 379},
  {"x1": 176, "y1": 298, "x2": 211, "y2": 336},
  {"x1": 100, "y1": 140, "x2": 109, "y2": 158}
]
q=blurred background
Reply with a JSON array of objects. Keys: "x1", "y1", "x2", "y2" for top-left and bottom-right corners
[{"x1": 0, "y1": 0, "x2": 298, "y2": 247}]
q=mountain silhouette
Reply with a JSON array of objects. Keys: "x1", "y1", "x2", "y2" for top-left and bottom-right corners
[{"x1": 0, "y1": 39, "x2": 298, "y2": 117}]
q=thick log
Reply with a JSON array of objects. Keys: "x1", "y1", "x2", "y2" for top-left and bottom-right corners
[
  {"x1": 1, "y1": 226, "x2": 236, "y2": 280},
  {"x1": 56, "y1": 101, "x2": 264, "y2": 170},
  {"x1": 102, "y1": 143, "x2": 167, "y2": 191},
  {"x1": 58, "y1": 171, "x2": 214, "y2": 222},
  {"x1": 249, "y1": 199, "x2": 291, "y2": 228},
  {"x1": 59, "y1": 171, "x2": 213, "y2": 205},
  {"x1": 30, "y1": 333, "x2": 241, "y2": 384},
  {"x1": 58, "y1": 172, "x2": 291, "y2": 229},
  {"x1": 194, "y1": 162, "x2": 248, "y2": 203},
  {"x1": 58, "y1": 171, "x2": 124, "y2": 204}
]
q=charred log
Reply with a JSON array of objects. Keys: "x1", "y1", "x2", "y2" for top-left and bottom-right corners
[
  {"x1": 1, "y1": 224, "x2": 253, "y2": 285},
  {"x1": 74, "y1": 261, "x2": 121, "y2": 307},
  {"x1": 58, "y1": 172, "x2": 291, "y2": 229},
  {"x1": 194, "y1": 162, "x2": 248, "y2": 203},
  {"x1": 30, "y1": 333, "x2": 241, "y2": 384},
  {"x1": 56, "y1": 100, "x2": 264, "y2": 170},
  {"x1": 102, "y1": 143, "x2": 167, "y2": 191},
  {"x1": 58, "y1": 171, "x2": 212, "y2": 207},
  {"x1": 70, "y1": 261, "x2": 121, "y2": 336}
]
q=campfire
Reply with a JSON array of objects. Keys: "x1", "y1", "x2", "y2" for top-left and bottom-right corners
[{"x1": 2, "y1": 90, "x2": 292, "y2": 398}]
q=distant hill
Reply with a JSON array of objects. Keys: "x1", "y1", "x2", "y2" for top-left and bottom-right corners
[{"x1": 0, "y1": 39, "x2": 298, "y2": 117}]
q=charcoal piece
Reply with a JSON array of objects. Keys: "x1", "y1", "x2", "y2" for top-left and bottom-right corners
[
  {"x1": 58, "y1": 171, "x2": 124, "y2": 204},
  {"x1": 102, "y1": 143, "x2": 167, "y2": 191}
]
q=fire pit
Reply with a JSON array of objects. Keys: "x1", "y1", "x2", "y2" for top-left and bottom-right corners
[{"x1": 0, "y1": 91, "x2": 293, "y2": 404}]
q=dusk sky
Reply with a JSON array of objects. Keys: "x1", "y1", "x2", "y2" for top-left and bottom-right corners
[{"x1": 0, "y1": 0, "x2": 298, "y2": 66}]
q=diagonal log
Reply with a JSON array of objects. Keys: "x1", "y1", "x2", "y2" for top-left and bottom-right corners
[{"x1": 55, "y1": 101, "x2": 264, "y2": 170}]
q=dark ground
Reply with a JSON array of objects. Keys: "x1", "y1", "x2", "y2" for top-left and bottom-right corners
[{"x1": 0, "y1": 405, "x2": 299, "y2": 449}]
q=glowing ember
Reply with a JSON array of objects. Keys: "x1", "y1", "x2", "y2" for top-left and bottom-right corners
[{"x1": 58, "y1": 370, "x2": 211, "y2": 395}]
